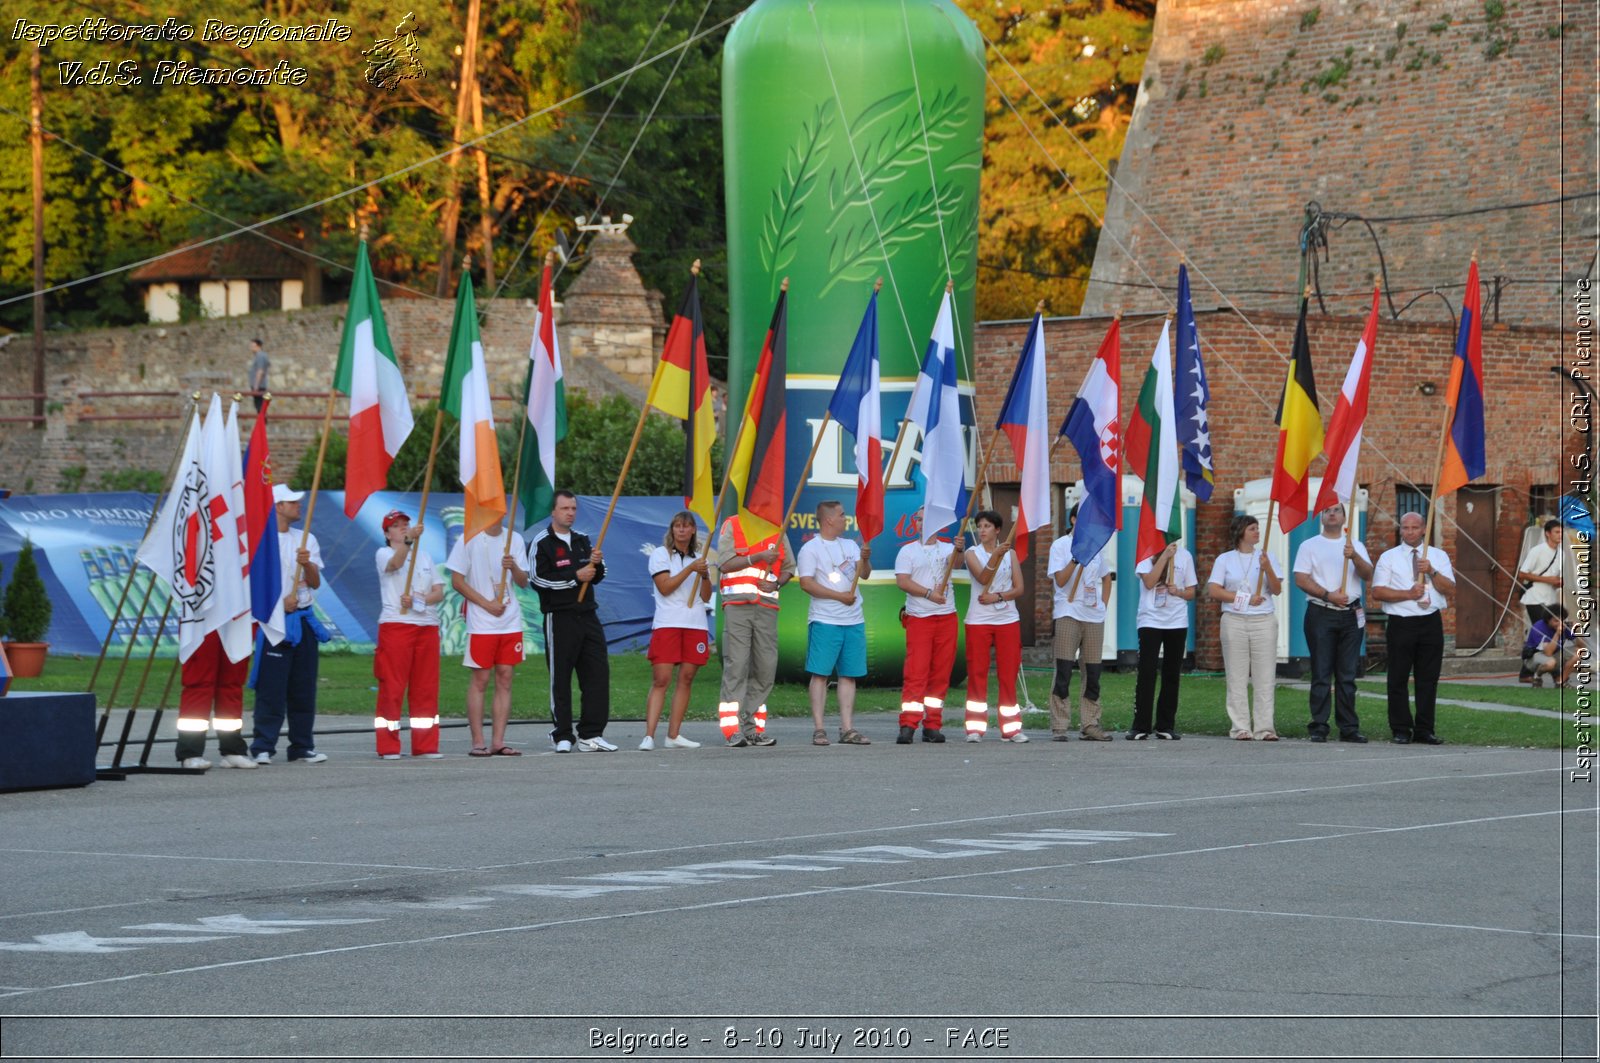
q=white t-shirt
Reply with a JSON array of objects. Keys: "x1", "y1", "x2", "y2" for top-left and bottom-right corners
[
  {"x1": 376, "y1": 545, "x2": 441, "y2": 627},
  {"x1": 1372, "y1": 543, "x2": 1454, "y2": 617},
  {"x1": 1207, "y1": 549, "x2": 1280, "y2": 616},
  {"x1": 648, "y1": 545, "x2": 710, "y2": 631},
  {"x1": 444, "y1": 529, "x2": 524, "y2": 635},
  {"x1": 797, "y1": 536, "x2": 864, "y2": 625},
  {"x1": 278, "y1": 529, "x2": 322, "y2": 612},
  {"x1": 1047, "y1": 533, "x2": 1111, "y2": 623},
  {"x1": 1293, "y1": 533, "x2": 1371, "y2": 605},
  {"x1": 1135, "y1": 548, "x2": 1196, "y2": 630},
  {"x1": 894, "y1": 539, "x2": 957, "y2": 618},
  {"x1": 964, "y1": 544, "x2": 1020, "y2": 626},
  {"x1": 1518, "y1": 540, "x2": 1564, "y2": 607}
]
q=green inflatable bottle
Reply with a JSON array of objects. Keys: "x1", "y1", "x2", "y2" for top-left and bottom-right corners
[{"x1": 722, "y1": 0, "x2": 985, "y2": 684}]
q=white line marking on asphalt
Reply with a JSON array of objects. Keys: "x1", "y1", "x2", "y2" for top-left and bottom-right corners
[{"x1": 0, "y1": 849, "x2": 463, "y2": 872}]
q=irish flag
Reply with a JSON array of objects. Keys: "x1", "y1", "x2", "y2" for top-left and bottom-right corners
[
  {"x1": 440, "y1": 271, "x2": 507, "y2": 541},
  {"x1": 518, "y1": 255, "x2": 566, "y2": 527},
  {"x1": 334, "y1": 241, "x2": 414, "y2": 517},
  {"x1": 1124, "y1": 319, "x2": 1182, "y2": 564}
]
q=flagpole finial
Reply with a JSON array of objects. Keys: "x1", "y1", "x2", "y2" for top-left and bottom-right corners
[
  {"x1": 262, "y1": 391, "x2": 272, "y2": 404},
  {"x1": 780, "y1": 276, "x2": 790, "y2": 292},
  {"x1": 461, "y1": 254, "x2": 473, "y2": 276},
  {"x1": 1034, "y1": 299, "x2": 1046, "y2": 314},
  {"x1": 1471, "y1": 250, "x2": 1478, "y2": 262},
  {"x1": 1166, "y1": 311, "x2": 1175, "y2": 321},
  {"x1": 1302, "y1": 283, "x2": 1313, "y2": 299},
  {"x1": 191, "y1": 391, "x2": 201, "y2": 403},
  {"x1": 691, "y1": 259, "x2": 702, "y2": 276},
  {"x1": 1112, "y1": 309, "x2": 1122, "y2": 321},
  {"x1": 945, "y1": 278, "x2": 954, "y2": 293},
  {"x1": 359, "y1": 220, "x2": 370, "y2": 243},
  {"x1": 874, "y1": 277, "x2": 884, "y2": 293},
  {"x1": 544, "y1": 250, "x2": 555, "y2": 267},
  {"x1": 1178, "y1": 251, "x2": 1186, "y2": 266},
  {"x1": 233, "y1": 392, "x2": 242, "y2": 403}
]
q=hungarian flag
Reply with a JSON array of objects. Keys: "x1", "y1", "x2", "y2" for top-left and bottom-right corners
[
  {"x1": 333, "y1": 241, "x2": 414, "y2": 517},
  {"x1": 827, "y1": 289, "x2": 885, "y2": 542},
  {"x1": 1060, "y1": 316, "x2": 1121, "y2": 565},
  {"x1": 518, "y1": 256, "x2": 566, "y2": 527},
  {"x1": 1437, "y1": 258, "x2": 1487, "y2": 496},
  {"x1": 1271, "y1": 297, "x2": 1325, "y2": 532},
  {"x1": 726, "y1": 286, "x2": 788, "y2": 541},
  {"x1": 242, "y1": 399, "x2": 283, "y2": 644},
  {"x1": 1174, "y1": 264, "x2": 1216, "y2": 502},
  {"x1": 439, "y1": 271, "x2": 507, "y2": 542},
  {"x1": 645, "y1": 270, "x2": 715, "y2": 527},
  {"x1": 1313, "y1": 284, "x2": 1380, "y2": 514},
  {"x1": 1124, "y1": 319, "x2": 1182, "y2": 563},
  {"x1": 995, "y1": 310, "x2": 1050, "y2": 561}
]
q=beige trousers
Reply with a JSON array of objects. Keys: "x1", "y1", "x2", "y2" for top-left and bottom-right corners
[{"x1": 1220, "y1": 612, "x2": 1277, "y2": 737}]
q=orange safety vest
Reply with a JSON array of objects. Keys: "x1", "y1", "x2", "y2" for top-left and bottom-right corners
[{"x1": 719, "y1": 518, "x2": 784, "y2": 609}]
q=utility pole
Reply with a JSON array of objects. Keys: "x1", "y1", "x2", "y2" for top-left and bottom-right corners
[
  {"x1": 435, "y1": 0, "x2": 481, "y2": 296},
  {"x1": 30, "y1": 46, "x2": 45, "y2": 429}
]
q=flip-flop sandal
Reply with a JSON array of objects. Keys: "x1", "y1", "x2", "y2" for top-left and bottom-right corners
[
  {"x1": 839, "y1": 729, "x2": 871, "y2": 745},
  {"x1": 468, "y1": 747, "x2": 492, "y2": 757},
  {"x1": 1232, "y1": 733, "x2": 1253, "y2": 741},
  {"x1": 1259, "y1": 733, "x2": 1279, "y2": 742},
  {"x1": 812, "y1": 729, "x2": 830, "y2": 746},
  {"x1": 489, "y1": 746, "x2": 522, "y2": 756}
]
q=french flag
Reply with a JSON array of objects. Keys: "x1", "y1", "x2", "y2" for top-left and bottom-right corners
[
  {"x1": 242, "y1": 403, "x2": 283, "y2": 645},
  {"x1": 996, "y1": 310, "x2": 1051, "y2": 560},
  {"x1": 827, "y1": 288, "x2": 885, "y2": 542}
]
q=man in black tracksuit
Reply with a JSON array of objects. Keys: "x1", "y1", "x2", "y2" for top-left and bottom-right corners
[{"x1": 527, "y1": 490, "x2": 614, "y2": 752}]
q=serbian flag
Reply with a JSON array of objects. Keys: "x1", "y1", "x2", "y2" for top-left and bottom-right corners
[
  {"x1": 1271, "y1": 297, "x2": 1325, "y2": 532},
  {"x1": 1060, "y1": 316, "x2": 1121, "y2": 565},
  {"x1": 440, "y1": 271, "x2": 506, "y2": 542},
  {"x1": 827, "y1": 288, "x2": 885, "y2": 542},
  {"x1": 242, "y1": 400, "x2": 283, "y2": 644},
  {"x1": 1174, "y1": 265, "x2": 1216, "y2": 502},
  {"x1": 1437, "y1": 259, "x2": 1487, "y2": 496},
  {"x1": 333, "y1": 241, "x2": 414, "y2": 517},
  {"x1": 995, "y1": 310, "x2": 1050, "y2": 560},
  {"x1": 1124, "y1": 319, "x2": 1182, "y2": 563},
  {"x1": 518, "y1": 256, "x2": 566, "y2": 527},
  {"x1": 907, "y1": 289, "x2": 968, "y2": 541},
  {"x1": 1313, "y1": 284, "x2": 1380, "y2": 514},
  {"x1": 726, "y1": 285, "x2": 788, "y2": 542},
  {"x1": 645, "y1": 270, "x2": 716, "y2": 526}
]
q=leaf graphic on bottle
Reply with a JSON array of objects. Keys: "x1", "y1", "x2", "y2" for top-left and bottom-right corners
[
  {"x1": 821, "y1": 183, "x2": 967, "y2": 296},
  {"x1": 759, "y1": 102, "x2": 833, "y2": 294}
]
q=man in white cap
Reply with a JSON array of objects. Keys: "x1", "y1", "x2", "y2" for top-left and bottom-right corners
[{"x1": 249, "y1": 484, "x2": 328, "y2": 764}]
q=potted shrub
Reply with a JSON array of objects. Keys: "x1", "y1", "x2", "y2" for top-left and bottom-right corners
[{"x1": 2, "y1": 540, "x2": 52, "y2": 677}]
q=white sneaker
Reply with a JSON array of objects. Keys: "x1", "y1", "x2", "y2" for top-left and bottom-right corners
[
  {"x1": 965, "y1": 733, "x2": 982, "y2": 743},
  {"x1": 664, "y1": 734, "x2": 701, "y2": 749},
  {"x1": 1004, "y1": 732, "x2": 1030, "y2": 744},
  {"x1": 294, "y1": 751, "x2": 328, "y2": 764},
  {"x1": 576, "y1": 736, "x2": 618, "y2": 752},
  {"x1": 252, "y1": 752, "x2": 272, "y2": 765},
  {"x1": 638, "y1": 735, "x2": 655, "y2": 751},
  {"x1": 218, "y1": 754, "x2": 257, "y2": 769},
  {"x1": 553, "y1": 739, "x2": 573, "y2": 753},
  {"x1": 379, "y1": 753, "x2": 401, "y2": 760},
  {"x1": 416, "y1": 752, "x2": 445, "y2": 759},
  {"x1": 181, "y1": 757, "x2": 211, "y2": 770}
]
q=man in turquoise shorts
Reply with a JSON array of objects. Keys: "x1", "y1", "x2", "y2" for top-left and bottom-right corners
[{"x1": 796, "y1": 499, "x2": 872, "y2": 746}]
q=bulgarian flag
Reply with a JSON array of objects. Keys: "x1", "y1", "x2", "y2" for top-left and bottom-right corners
[
  {"x1": 518, "y1": 256, "x2": 566, "y2": 527},
  {"x1": 1124, "y1": 318, "x2": 1182, "y2": 564},
  {"x1": 1312, "y1": 283, "x2": 1379, "y2": 513},
  {"x1": 334, "y1": 241, "x2": 414, "y2": 517},
  {"x1": 440, "y1": 271, "x2": 507, "y2": 541}
]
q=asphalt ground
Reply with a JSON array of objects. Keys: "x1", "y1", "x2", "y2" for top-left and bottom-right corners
[{"x1": 1, "y1": 710, "x2": 1596, "y2": 1063}]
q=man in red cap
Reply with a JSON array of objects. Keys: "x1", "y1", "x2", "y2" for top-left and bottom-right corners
[{"x1": 374, "y1": 510, "x2": 445, "y2": 758}]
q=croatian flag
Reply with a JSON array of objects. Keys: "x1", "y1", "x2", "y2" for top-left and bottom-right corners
[
  {"x1": 827, "y1": 289, "x2": 885, "y2": 542},
  {"x1": 1060, "y1": 316, "x2": 1122, "y2": 565},
  {"x1": 243, "y1": 401, "x2": 284, "y2": 645},
  {"x1": 996, "y1": 310, "x2": 1051, "y2": 560},
  {"x1": 907, "y1": 289, "x2": 968, "y2": 541}
]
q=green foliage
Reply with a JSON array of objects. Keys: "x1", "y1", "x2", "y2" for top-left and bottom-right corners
[
  {"x1": 1200, "y1": 44, "x2": 1226, "y2": 66},
  {"x1": 1304, "y1": 49, "x2": 1355, "y2": 91},
  {"x1": 1300, "y1": 6, "x2": 1322, "y2": 30},
  {"x1": 57, "y1": 466, "x2": 87, "y2": 493},
  {"x1": 553, "y1": 392, "x2": 722, "y2": 497},
  {"x1": 3, "y1": 539, "x2": 52, "y2": 643},
  {"x1": 1483, "y1": 0, "x2": 1506, "y2": 22},
  {"x1": 97, "y1": 467, "x2": 165, "y2": 492}
]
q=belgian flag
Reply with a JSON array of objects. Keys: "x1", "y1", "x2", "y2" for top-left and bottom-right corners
[
  {"x1": 725, "y1": 286, "x2": 789, "y2": 541},
  {"x1": 1270, "y1": 296, "x2": 1325, "y2": 532},
  {"x1": 646, "y1": 269, "x2": 716, "y2": 526}
]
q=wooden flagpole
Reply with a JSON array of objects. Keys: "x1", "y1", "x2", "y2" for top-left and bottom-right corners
[
  {"x1": 406, "y1": 253, "x2": 472, "y2": 598},
  {"x1": 881, "y1": 277, "x2": 953, "y2": 493},
  {"x1": 1255, "y1": 499, "x2": 1277, "y2": 598},
  {"x1": 495, "y1": 250, "x2": 555, "y2": 599}
]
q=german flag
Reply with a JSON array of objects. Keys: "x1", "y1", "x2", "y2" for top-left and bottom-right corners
[
  {"x1": 1270, "y1": 296, "x2": 1325, "y2": 533},
  {"x1": 646, "y1": 269, "x2": 715, "y2": 526},
  {"x1": 726, "y1": 286, "x2": 789, "y2": 541}
]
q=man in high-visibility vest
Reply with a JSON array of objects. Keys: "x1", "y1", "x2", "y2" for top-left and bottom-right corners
[{"x1": 713, "y1": 515, "x2": 794, "y2": 747}]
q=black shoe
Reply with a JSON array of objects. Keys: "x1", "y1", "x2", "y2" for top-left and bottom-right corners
[
  {"x1": 1154, "y1": 731, "x2": 1181, "y2": 741},
  {"x1": 1391, "y1": 733, "x2": 1412, "y2": 745},
  {"x1": 1126, "y1": 731, "x2": 1150, "y2": 740},
  {"x1": 896, "y1": 725, "x2": 916, "y2": 745},
  {"x1": 1339, "y1": 732, "x2": 1369, "y2": 744},
  {"x1": 1308, "y1": 733, "x2": 1328, "y2": 743},
  {"x1": 1415, "y1": 733, "x2": 1444, "y2": 745},
  {"x1": 748, "y1": 734, "x2": 777, "y2": 747},
  {"x1": 921, "y1": 728, "x2": 946, "y2": 743}
]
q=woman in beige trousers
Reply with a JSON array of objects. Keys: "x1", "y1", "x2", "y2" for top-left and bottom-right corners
[{"x1": 1206, "y1": 515, "x2": 1284, "y2": 740}]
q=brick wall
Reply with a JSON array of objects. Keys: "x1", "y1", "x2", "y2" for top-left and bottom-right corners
[
  {"x1": 975, "y1": 306, "x2": 1576, "y2": 667},
  {"x1": 1084, "y1": 0, "x2": 1595, "y2": 329}
]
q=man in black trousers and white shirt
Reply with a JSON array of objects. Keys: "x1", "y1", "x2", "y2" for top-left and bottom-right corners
[{"x1": 1369, "y1": 511, "x2": 1456, "y2": 745}]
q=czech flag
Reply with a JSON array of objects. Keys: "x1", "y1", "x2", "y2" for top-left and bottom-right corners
[
  {"x1": 996, "y1": 310, "x2": 1051, "y2": 560},
  {"x1": 1437, "y1": 259, "x2": 1487, "y2": 496},
  {"x1": 645, "y1": 268, "x2": 716, "y2": 527},
  {"x1": 726, "y1": 285, "x2": 788, "y2": 542},
  {"x1": 827, "y1": 288, "x2": 885, "y2": 543}
]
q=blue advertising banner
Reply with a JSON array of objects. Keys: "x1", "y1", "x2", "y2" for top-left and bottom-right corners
[{"x1": 0, "y1": 493, "x2": 698, "y2": 658}]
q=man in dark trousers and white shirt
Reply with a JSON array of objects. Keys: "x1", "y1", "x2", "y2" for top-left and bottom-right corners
[
  {"x1": 1369, "y1": 511, "x2": 1456, "y2": 745},
  {"x1": 250, "y1": 484, "x2": 328, "y2": 764},
  {"x1": 1292, "y1": 505, "x2": 1374, "y2": 743},
  {"x1": 527, "y1": 490, "x2": 615, "y2": 752}
]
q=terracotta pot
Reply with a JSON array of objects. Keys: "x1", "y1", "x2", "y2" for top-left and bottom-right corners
[{"x1": 3, "y1": 642, "x2": 48, "y2": 679}]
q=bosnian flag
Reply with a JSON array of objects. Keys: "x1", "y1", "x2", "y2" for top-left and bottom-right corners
[
  {"x1": 996, "y1": 310, "x2": 1051, "y2": 560},
  {"x1": 242, "y1": 400, "x2": 283, "y2": 645},
  {"x1": 827, "y1": 288, "x2": 885, "y2": 542},
  {"x1": 1313, "y1": 284, "x2": 1380, "y2": 513},
  {"x1": 1125, "y1": 319, "x2": 1182, "y2": 563},
  {"x1": 440, "y1": 270, "x2": 507, "y2": 541},
  {"x1": 334, "y1": 241, "x2": 414, "y2": 517},
  {"x1": 1060, "y1": 316, "x2": 1122, "y2": 565},
  {"x1": 906, "y1": 289, "x2": 968, "y2": 541}
]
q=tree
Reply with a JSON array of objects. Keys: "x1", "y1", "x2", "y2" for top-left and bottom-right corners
[{"x1": 2, "y1": 539, "x2": 51, "y2": 642}]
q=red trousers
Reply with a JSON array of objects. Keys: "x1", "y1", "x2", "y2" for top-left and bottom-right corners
[
  {"x1": 900, "y1": 612, "x2": 957, "y2": 728},
  {"x1": 965, "y1": 621, "x2": 1021, "y2": 716},
  {"x1": 178, "y1": 630, "x2": 249, "y2": 757},
  {"x1": 375, "y1": 623, "x2": 441, "y2": 756}
]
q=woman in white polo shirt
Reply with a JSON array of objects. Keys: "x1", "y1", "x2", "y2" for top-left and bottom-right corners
[
  {"x1": 1206, "y1": 514, "x2": 1283, "y2": 740},
  {"x1": 641, "y1": 512, "x2": 713, "y2": 750}
]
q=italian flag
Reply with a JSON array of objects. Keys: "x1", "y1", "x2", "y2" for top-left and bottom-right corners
[
  {"x1": 1123, "y1": 318, "x2": 1182, "y2": 564},
  {"x1": 335, "y1": 242, "x2": 415, "y2": 516},
  {"x1": 518, "y1": 256, "x2": 566, "y2": 527},
  {"x1": 440, "y1": 270, "x2": 507, "y2": 541}
]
